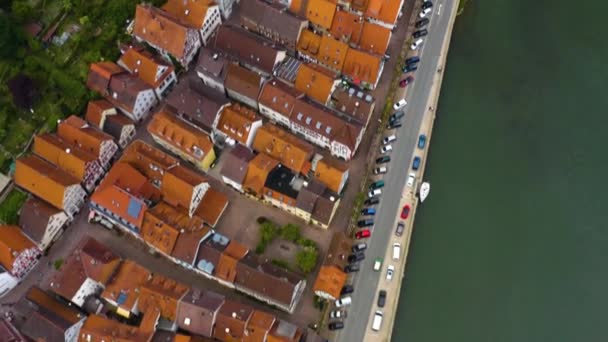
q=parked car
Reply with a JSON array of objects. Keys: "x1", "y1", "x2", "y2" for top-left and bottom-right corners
[
  {"x1": 328, "y1": 321, "x2": 345, "y2": 330},
  {"x1": 365, "y1": 197, "x2": 380, "y2": 206},
  {"x1": 413, "y1": 29, "x2": 428, "y2": 39},
  {"x1": 400, "y1": 205, "x2": 410, "y2": 219},
  {"x1": 330, "y1": 310, "x2": 347, "y2": 319},
  {"x1": 393, "y1": 99, "x2": 407, "y2": 110},
  {"x1": 352, "y1": 243, "x2": 367, "y2": 253},
  {"x1": 341, "y1": 285, "x2": 354, "y2": 295},
  {"x1": 383, "y1": 52, "x2": 391, "y2": 60},
  {"x1": 399, "y1": 76, "x2": 414, "y2": 88},
  {"x1": 395, "y1": 222, "x2": 405, "y2": 236},
  {"x1": 355, "y1": 229, "x2": 371, "y2": 239},
  {"x1": 418, "y1": 134, "x2": 427, "y2": 149},
  {"x1": 402, "y1": 63, "x2": 418, "y2": 73},
  {"x1": 348, "y1": 252, "x2": 365, "y2": 263},
  {"x1": 383, "y1": 135, "x2": 397, "y2": 144},
  {"x1": 411, "y1": 38, "x2": 423, "y2": 50},
  {"x1": 380, "y1": 144, "x2": 393, "y2": 153},
  {"x1": 392, "y1": 243, "x2": 401, "y2": 261},
  {"x1": 374, "y1": 166, "x2": 387, "y2": 175},
  {"x1": 361, "y1": 207, "x2": 376, "y2": 216},
  {"x1": 376, "y1": 156, "x2": 391, "y2": 164},
  {"x1": 422, "y1": 0, "x2": 433, "y2": 9},
  {"x1": 415, "y1": 18, "x2": 429, "y2": 28},
  {"x1": 405, "y1": 56, "x2": 420, "y2": 65},
  {"x1": 377, "y1": 290, "x2": 387, "y2": 308},
  {"x1": 368, "y1": 188, "x2": 382, "y2": 198},
  {"x1": 369, "y1": 180, "x2": 385, "y2": 190},
  {"x1": 386, "y1": 265, "x2": 395, "y2": 280},
  {"x1": 406, "y1": 172, "x2": 416, "y2": 187},
  {"x1": 357, "y1": 219, "x2": 374, "y2": 227},
  {"x1": 419, "y1": 7, "x2": 432, "y2": 18},
  {"x1": 390, "y1": 111, "x2": 405, "y2": 122},
  {"x1": 373, "y1": 257, "x2": 383, "y2": 271},
  {"x1": 344, "y1": 263, "x2": 360, "y2": 273},
  {"x1": 388, "y1": 120, "x2": 402, "y2": 129},
  {"x1": 335, "y1": 296, "x2": 352, "y2": 307},
  {"x1": 412, "y1": 156, "x2": 421, "y2": 170}
]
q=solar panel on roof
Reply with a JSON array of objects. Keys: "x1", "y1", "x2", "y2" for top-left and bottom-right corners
[
  {"x1": 197, "y1": 260, "x2": 215, "y2": 274},
  {"x1": 117, "y1": 291, "x2": 128, "y2": 304},
  {"x1": 127, "y1": 199, "x2": 143, "y2": 219}
]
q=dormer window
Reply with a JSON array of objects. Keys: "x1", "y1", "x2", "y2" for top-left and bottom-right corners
[
  {"x1": 305, "y1": 117, "x2": 312, "y2": 125},
  {"x1": 316, "y1": 121, "x2": 322, "y2": 129},
  {"x1": 326, "y1": 126, "x2": 332, "y2": 134},
  {"x1": 296, "y1": 113, "x2": 303, "y2": 120}
]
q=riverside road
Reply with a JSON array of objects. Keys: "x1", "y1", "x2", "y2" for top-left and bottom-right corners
[{"x1": 335, "y1": 0, "x2": 458, "y2": 341}]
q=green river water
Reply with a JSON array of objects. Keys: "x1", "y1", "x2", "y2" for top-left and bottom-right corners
[{"x1": 393, "y1": 0, "x2": 608, "y2": 341}]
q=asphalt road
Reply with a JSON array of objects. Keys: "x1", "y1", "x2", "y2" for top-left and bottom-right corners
[{"x1": 335, "y1": 0, "x2": 457, "y2": 341}]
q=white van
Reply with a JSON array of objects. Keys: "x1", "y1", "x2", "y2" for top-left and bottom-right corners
[
  {"x1": 335, "y1": 296, "x2": 352, "y2": 307},
  {"x1": 392, "y1": 242, "x2": 401, "y2": 261},
  {"x1": 411, "y1": 38, "x2": 423, "y2": 50},
  {"x1": 372, "y1": 311, "x2": 383, "y2": 331},
  {"x1": 368, "y1": 189, "x2": 382, "y2": 198},
  {"x1": 383, "y1": 135, "x2": 396, "y2": 145}
]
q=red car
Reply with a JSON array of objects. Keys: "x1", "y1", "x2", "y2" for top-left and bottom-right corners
[
  {"x1": 400, "y1": 205, "x2": 411, "y2": 219},
  {"x1": 355, "y1": 229, "x2": 371, "y2": 239},
  {"x1": 399, "y1": 76, "x2": 415, "y2": 88}
]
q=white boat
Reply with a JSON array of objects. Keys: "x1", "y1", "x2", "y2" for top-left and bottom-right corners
[{"x1": 420, "y1": 182, "x2": 430, "y2": 202}]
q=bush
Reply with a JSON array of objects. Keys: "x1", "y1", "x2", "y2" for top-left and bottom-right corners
[
  {"x1": 255, "y1": 220, "x2": 279, "y2": 254},
  {"x1": 256, "y1": 216, "x2": 268, "y2": 224},
  {"x1": 296, "y1": 247, "x2": 318, "y2": 274},
  {"x1": 280, "y1": 223, "x2": 301, "y2": 242},
  {"x1": 53, "y1": 258, "x2": 64, "y2": 270},
  {"x1": 0, "y1": 189, "x2": 27, "y2": 224},
  {"x1": 296, "y1": 238, "x2": 317, "y2": 249},
  {"x1": 271, "y1": 259, "x2": 290, "y2": 270}
]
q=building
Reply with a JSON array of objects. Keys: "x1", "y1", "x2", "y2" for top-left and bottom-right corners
[
  {"x1": 213, "y1": 299, "x2": 253, "y2": 341},
  {"x1": 216, "y1": 0, "x2": 237, "y2": 18},
  {"x1": 0, "y1": 225, "x2": 40, "y2": 279},
  {"x1": 196, "y1": 47, "x2": 229, "y2": 93},
  {"x1": 79, "y1": 314, "x2": 158, "y2": 342},
  {"x1": 20, "y1": 286, "x2": 86, "y2": 342},
  {"x1": 296, "y1": 30, "x2": 348, "y2": 73},
  {"x1": 86, "y1": 62, "x2": 158, "y2": 122},
  {"x1": 118, "y1": 45, "x2": 177, "y2": 99},
  {"x1": 342, "y1": 47, "x2": 384, "y2": 89},
  {"x1": 0, "y1": 266, "x2": 18, "y2": 298},
  {"x1": 49, "y1": 237, "x2": 121, "y2": 307},
  {"x1": 239, "y1": 0, "x2": 308, "y2": 51},
  {"x1": 57, "y1": 115, "x2": 119, "y2": 167},
  {"x1": 263, "y1": 165, "x2": 300, "y2": 213},
  {"x1": 252, "y1": 123, "x2": 314, "y2": 174},
  {"x1": 359, "y1": 22, "x2": 392, "y2": 55},
  {"x1": 329, "y1": 86, "x2": 376, "y2": 127},
  {"x1": 137, "y1": 274, "x2": 190, "y2": 326},
  {"x1": 330, "y1": 11, "x2": 391, "y2": 56},
  {"x1": 147, "y1": 110, "x2": 216, "y2": 172},
  {"x1": 14, "y1": 155, "x2": 86, "y2": 218},
  {"x1": 101, "y1": 260, "x2": 152, "y2": 319},
  {"x1": 176, "y1": 288, "x2": 225, "y2": 337},
  {"x1": 161, "y1": 165, "x2": 210, "y2": 217},
  {"x1": 258, "y1": 78, "x2": 304, "y2": 127},
  {"x1": 213, "y1": 103, "x2": 262, "y2": 147},
  {"x1": 162, "y1": 0, "x2": 222, "y2": 46},
  {"x1": 364, "y1": 0, "x2": 403, "y2": 29},
  {"x1": 294, "y1": 63, "x2": 340, "y2": 105},
  {"x1": 295, "y1": 180, "x2": 340, "y2": 229},
  {"x1": 19, "y1": 197, "x2": 70, "y2": 251},
  {"x1": 0, "y1": 318, "x2": 27, "y2": 341},
  {"x1": 212, "y1": 25, "x2": 287, "y2": 76},
  {"x1": 268, "y1": 319, "x2": 304, "y2": 342},
  {"x1": 311, "y1": 154, "x2": 349, "y2": 194},
  {"x1": 85, "y1": 99, "x2": 136, "y2": 148},
  {"x1": 242, "y1": 153, "x2": 280, "y2": 197},
  {"x1": 244, "y1": 310, "x2": 276, "y2": 342},
  {"x1": 313, "y1": 232, "x2": 350, "y2": 299},
  {"x1": 219, "y1": 145, "x2": 255, "y2": 192},
  {"x1": 165, "y1": 76, "x2": 230, "y2": 136},
  {"x1": 133, "y1": 4, "x2": 202, "y2": 67},
  {"x1": 33, "y1": 133, "x2": 104, "y2": 192},
  {"x1": 304, "y1": 0, "x2": 337, "y2": 31},
  {"x1": 224, "y1": 63, "x2": 264, "y2": 110}
]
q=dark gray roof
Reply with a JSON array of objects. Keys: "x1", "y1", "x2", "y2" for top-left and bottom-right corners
[
  {"x1": 240, "y1": 0, "x2": 307, "y2": 49},
  {"x1": 19, "y1": 197, "x2": 63, "y2": 244},
  {"x1": 264, "y1": 165, "x2": 299, "y2": 199},
  {"x1": 220, "y1": 145, "x2": 255, "y2": 185},
  {"x1": 196, "y1": 47, "x2": 229, "y2": 84}
]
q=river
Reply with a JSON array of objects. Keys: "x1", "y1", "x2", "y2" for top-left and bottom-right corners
[{"x1": 392, "y1": 0, "x2": 608, "y2": 341}]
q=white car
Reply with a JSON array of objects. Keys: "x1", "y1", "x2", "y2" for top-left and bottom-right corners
[
  {"x1": 374, "y1": 167, "x2": 387, "y2": 175},
  {"x1": 330, "y1": 310, "x2": 347, "y2": 319},
  {"x1": 380, "y1": 145, "x2": 393, "y2": 154},
  {"x1": 411, "y1": 38, "x2": 423, "y2": 50},
  {"x1": 335, "y1": 296, "x2": 352, "y2": 307},
  {"x1": 419, "y1": 7, "x2": 432, "y2": 18},
  {"x1": 383, "y1": 135, "x2": 396, "y2": 145},
  {"x1": 393, "y1": 99, "x2": 407, "y2": 110},
  {"x1": 386, "y1": 265, "x2": 395, "y2": 281},
  {"x1": 406, "y1": 172, "x2": 416, "y2": 187}
]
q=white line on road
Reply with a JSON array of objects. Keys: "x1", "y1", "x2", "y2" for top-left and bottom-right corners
[{"x1": 438, "y1": 4, "x2": 442, "y2": 15}]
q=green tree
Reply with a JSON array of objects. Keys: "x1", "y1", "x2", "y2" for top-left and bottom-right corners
[
  {"x1": 0, "y1": 13, "x2": 24, "y2": 60},
  {"x1": 11, "y1": 1, "x2": 35, "y2": 23},
  {"x1": 281, "y1": 223, "x2": 301, "y2": 242},
  {"x1": 296, "y1": 247, "x2": 318, "y2": 274},
  {"x1": 260, "y1": 221, "x2": 279, "y2": 243}
]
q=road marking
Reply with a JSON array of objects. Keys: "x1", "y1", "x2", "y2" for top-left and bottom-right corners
[{"x1": 438, "y1": 4, "x2": 442, "y2": 15}]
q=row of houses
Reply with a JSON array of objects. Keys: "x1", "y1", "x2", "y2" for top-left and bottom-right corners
[
  {"x1": 313, "y1": 232, "x2": 353, "y2": 301},
  {"x1": 2, "y1": 236, "x2": 315, "y2": 342}
]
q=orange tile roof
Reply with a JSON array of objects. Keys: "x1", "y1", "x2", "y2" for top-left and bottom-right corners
[
  {"x1": 118, "y1": 46, "x2": 175, "y2": 89},
  {"x1": 172, "y1": 228, "x2": 210, "y2": 264},
  {"x1": 313, "y1": 265, "x2": 347, "y2": 300},
  {"x1": 119, "y1": 140, "x2": 179, "y2": 185},
  {"x1": 365, "y1": 0, "x2": 401, "y2": 26},
  {"x1": 133, "y1": 4, "x2": 191, "y2": 59},
  {"x1": 57, "y1": 115, "x2": 114, "y2": 159},
  {"x1": 329, "y1": 10, "x2": 364, "y2": 43},
  {"x1": 288, "y1": 0, "x2": 307, "y2": 16},
  {"x1": 161, "y1": 165, "x2": 207, "y2": 212},
  {"x1": 0, "y1": 225, "x2": 38, "y2": 275},
  {"x1": 294, "y1": 63, "x2": 338, "y2": 104},
  {"x1": 244, "y1": 310, "x2": 276, "y2": 342},
  {"x1": 85, "y1": 99, "x2": 116, "y2": 128},
  {"x1": 80, "y1": 314, "x2": 155, "y2": 342},
  {"x1": 162, "y1": 0, "x2": 217, "y2": 29},
  {"x1": 224, "y1": 63, "x2": 263, "y2": 102},
  {"x1": 25, "y1": 286, "x2": 84, "y2": 325},
  {"x1": 216, "y1": 103, "x2": 261, "y2": 145},
  {"x1": 223, "y1": 240, "x2": 249, "y2": 260},
  {"x1": 215, "y1": 253, "x2": 238, "y2": 283},
  {"x1": 33, "y1": 133, "x2": 97, "y2": 182},
  {"x1": 101, "y1": 260, "x2": 152, "y2": 313},
  {"x1": 314, "y1": 156, "x2": 348, "y2": 193},
  {"x1": 318, "y1": 34, "x2": 349, "y2": 71},
  {"x1": 193, "y1": 188, "x2": 229, "y2": 227},
  {"x1": 342, "y1": 48, "x2": 383, "y2": 86},
  {"x1": 305, "y1": 0, "x2": 337, "y2": 29},
  {"x1": 258, "y1": 79, "x2": 303, "y2": 120},
  {"x1": 296, "y1": 29, "x2": 322, "y2": 59},
  {"x1": 351, "y1": 0, "x2": 370, "y2": 12},
  {"x1": 214, "y1": 300, "x2": 253, "y2": 341},
  {"x1": 147, "y1": 110, "x2": 214, "y2": 162},
  {"x1": 14, "y1": 155, "x2": 80, "y2": 210},
  {"x1": 138, "y1": 274, "x2": 189, "y2": 321},
  {"x1": 242, "y1": 153, "x2": 280, "y2": 196},
  {"x1": 359, "y1": 22, "x2": 391, "y2": 55},
  {"x1": 252, "y1": 123, "x2": 314, "y2": 174}
]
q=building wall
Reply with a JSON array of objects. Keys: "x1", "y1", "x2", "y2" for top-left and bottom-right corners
[
  {"x1": 290, "y1": 122, "x2": 331, "y2": 150},
  {"x1": 221, "y1": 176, "x2": 244, "y2": 193},
  {"x1": 197, "y1": 71, "x2": 225, "y2": 93},
  {"x1": 200, "y1": 6, "x2": 222, "y2": 46},
  {"x1": 258, "y1": 104, "x2": 290, "y2": 127},
  {"x1": 293, "y1": 207, "x2": 312, "y2": 222},
  {"x1": 226, "y1": 89, "x2": 258, "y2": 110},
  {"x1": 150, "y1": 135, "x2": 216, "y2": 172},
  {"x1": 65, "y1": 317, "x2": 85, "y2": 342},
  {"x1": 154, "y1": 69, "x2": 178, "y2": 99},
  {"x1": 89, "y1": 203, "x2": 140, "y2": 233},
  {"x1": 132, "y1": 88, "x2": 158, "y2": 122},
  {"x1": 217, "y1": 0, "x2": 237, "y2": 19},
  {"x1": 99, "y1": 140, "x2": 119, "y2": 167},
  {"x1": 244, "y1": 120, "x2": 263, "y2": 148},
  {"x1": 11, "y1": 247, "x2": 40, "y2": 279},
  {"x1": 330, "y1": 141, "x2": 352, "y2": 160},
  {"x1": 38, "y1": 211, "x2": 69, "y2": 251},
  {"x1": 189, "y1": 182, "x2": 210, "y2": 217},
  {"x1": 183, "y1": 30, "x2": 203, "y2": 67},
  {"x1": 83, "y1": 160, "x2": 104, "y2": 192},
  {"x1": 118, "y1": 125, "x2": 136, "y2": 149},
  {"x1": 72, "y1": 278, "x2": 103, "y2": 307},
  {"x1": 63, "y1": 184, "x2": 86, "y2": 218},
  {"x1": 263, "y1": 190, "x2": 297, "y2": 215},
  {"x1": 0, "y1": 272, "x2": 18, "y2": 298}
]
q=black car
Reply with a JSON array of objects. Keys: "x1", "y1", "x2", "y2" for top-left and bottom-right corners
[
  {"x1": 357, "y1": 219, "x2": 374, "y2": 227},
  {"x1": 376, "y1": 156, "x2": 391, "y2": 164},
  {"x1": 422, "y1": 0, "x2": 433, "y2": 9},
  {"x1": 405, "y1": 56, "x2": 420, "y2": 65},
  {"x1": 377, "y1": 290, "x2": 387, "y2": 307},
  {"x1": 344, "y1": 263, "x2": 360, "y2": 273},
  {"x1": 402, "y1": 63, "x2": 418, "y2": 73},
  {"x1": 388, "y1": 120, "x2": 402, "y2": 129},
  {"x1": 341, "y1": 285, "x2": 355, "y2": 295},
  {"x1": 413, "y1": 29, "x2": 428, "y2": 39},
  {"x1": 415, "y1": 18, "x2": 429, "y2": 28},
  {"x1": 348, "y1": 252, "x2": 365, "y2": 263},
  {"x1": 365, "y1": 197, "x2": 380, "y2": 206},
  {"x1": 390, "y1": 111, "x2": 405, "y2": 122},
  {"x1": 352, "y1": 243, "x2": 367, "y2": 253},
  {"x1": 328, "y1": 322, "x2": 345, "y2": 330},
  {"x1": 395, "y1": 222, "x2": 405, "y2": 237}
]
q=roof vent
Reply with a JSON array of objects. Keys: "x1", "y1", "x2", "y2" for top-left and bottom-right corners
[
  {"x1": 185, "y1": 9, "x2": 190, "y2": 15},
  {"x1": 212, "y1": 53, "x2": 219, "y2": 60},
  {"x1": 330, "y1": 196, "x2": 335, "y2": 202},
  {"x1": 136, "y1": 60, "x2": 141, "y2": 65},
  {"x1": 65, "y1": 148, "x2": 71, "y2": 154},
  {"x1": 232, "y1": 312, "x2": 237, "y2": 318},
  {"x1": 355, "y1": 102, "x2": 359, "y2": 107}
]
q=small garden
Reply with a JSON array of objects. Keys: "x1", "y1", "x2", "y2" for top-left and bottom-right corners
[
  {"x1": 0, "y1": 189, "x2": 27, "y2": 224},
  {"x1": 255, "y1": 217, "x2": 319, "y2": 274}
]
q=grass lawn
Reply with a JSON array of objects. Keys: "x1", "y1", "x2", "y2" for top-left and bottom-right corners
[{"x1": 0, "y1": 189, "x2": 28, "y2": 224}]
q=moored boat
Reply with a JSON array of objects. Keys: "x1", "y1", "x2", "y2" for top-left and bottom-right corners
[{"x1": 420, "y1": 182, "x2": 430, "y2": 202}]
